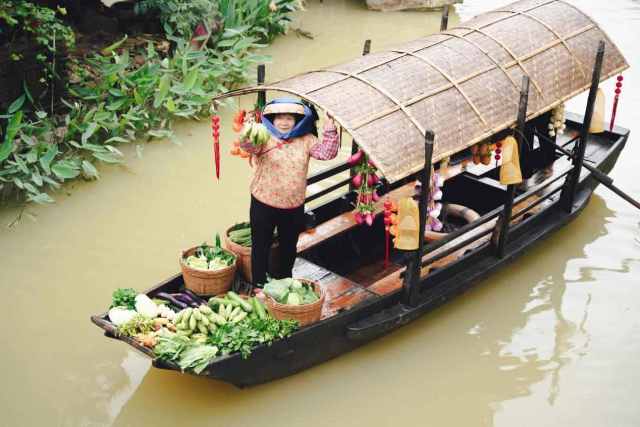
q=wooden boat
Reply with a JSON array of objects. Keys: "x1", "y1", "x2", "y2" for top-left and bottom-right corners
[{"x1": 91, "y1": 0, "x2": 631, "y2": 387}]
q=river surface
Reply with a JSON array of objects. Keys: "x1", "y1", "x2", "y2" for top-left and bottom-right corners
[{"x1": 2, "y1": 1, "x2": 639, "y2": 426}]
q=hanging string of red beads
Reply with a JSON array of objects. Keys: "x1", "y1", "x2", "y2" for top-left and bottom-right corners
[
  {"x1": 609, "y1": 75, "x2": 623, "y2": 131},
  {"x1": 211, "y1": 115, "x2": 221, "y2": 180}
]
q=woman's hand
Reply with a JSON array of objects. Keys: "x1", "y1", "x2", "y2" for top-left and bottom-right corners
[{"x1": 324, "y1": 111, "x2": 337, "y2": 129}]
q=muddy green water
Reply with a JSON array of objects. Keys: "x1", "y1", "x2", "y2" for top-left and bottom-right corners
[{"x1": 2, "y1": 1, "x2": 640, "y2": 426}]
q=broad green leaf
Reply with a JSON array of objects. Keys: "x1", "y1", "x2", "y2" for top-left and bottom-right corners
[
  {"x1": 105, "y1": 136, "x2": 129, "y2": 144},
  {"x1": 12, "y1": 177, "x2": 24, "y2": 189},
  {"x1": 7, "y1": 95, "x2": 25, "y2": 114},
  {"x1": 0, "y1": 110, "x2": 23, "y2": 162},
  {"x1": 165, "y1": 98, "x2": 176, "y2": 112},
  {"x1": 23, "y1": 182, "x2": 39, "y2": 194},
  {"x1": 81, "y1": 122, "x2": 99, "y2": 144},
  {"x1": 28, "y1": 192, "x2": 54, "y2": 204},
  {"x1": 39, "y1": 144, "x2": 58, "y2": 174},
  {"x1": 183, "y1": 69, "x2": 199, "y2": 90},
  {"x1": 100, "y1": 34, "x2": 127, "y2": 55},
  {"x1": 106, "y1": 98, "x2": 127, "y2": 111},
  {"x1": 42, "y1": 175, "x2": 61, "y2": 189},
  {"x1": 92, "y1": 151, "x2": 122, "y2": 163},
  {"x1": 14, "y1": 155, "x2": 28, "y2": 173},
  {"x1": 31, "y1": 170, "x2": 43, "y2": 186},
  {"x1": 81, "y1": 160, "x2": 99, "y2": 179},
  {"x1": 35, "y1": 110, "x2": 48, "y2": 119},
  {"x1": 26, "y1": 148, "x2": 38, "y2": 163},
  {"x1": 153, "y1": 74, "x2": 172, "y2": 108},
  {"x1": 52, "y1": 161, "x2": 80, "y2": 179},
  {"x1": 148, "y1": 129, "x2": 171, "y2": 138}
]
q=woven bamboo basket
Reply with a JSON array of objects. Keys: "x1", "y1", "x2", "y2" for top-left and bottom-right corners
[
  {"x1": 264, "y1": 279, "x2": 325, "y2": 327},
  {"x1": 180, "y1": 246, "x2": 237, "y2": 296},
  {"x1": 224, "y1": 225, "x2": 279, "y2": 283}
]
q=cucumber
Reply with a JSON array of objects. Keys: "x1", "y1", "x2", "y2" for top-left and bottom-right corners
[
  {"x1": 189, "y1": 315, "x2": 197, "y2": 331},
  {"x1": 226, "y1": 291, "x2": 253, "y2": 312},
  {"x1": 252, "y1": 297, "x2": 268, "y2": 320},
  {"x1": 200, "y1": 316, "x2": 210, "y2": 327},
  {"x1": 209, "y1": 297, "x2": 224, "y2": 307}
]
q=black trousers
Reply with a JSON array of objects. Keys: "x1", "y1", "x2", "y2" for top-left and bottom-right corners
[{"x1": 250, "y1": 196, "x2": 305, "y2": 287}]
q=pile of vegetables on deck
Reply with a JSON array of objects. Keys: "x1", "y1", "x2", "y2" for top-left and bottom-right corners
[
  {"x1": 263, "y1": 278, "x2": 319, "y2": 305},
  {"x1": 106, "y1": 288, "x2": 298, "y2": 373}
]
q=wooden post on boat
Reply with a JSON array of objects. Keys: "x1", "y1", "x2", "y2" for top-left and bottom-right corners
[
  {"x1": 350, "y1": 40, "x2": 372, "y2": 192},
  {"x1": 440, "y1": 5, "x2": 450, "y2": 31},
  {"x1": 402, "y1": 130, "x2": 434, "y2": 307},
  {"x1": 495, "y1": 76, "x2": 530, "y2": 258},
  {"x1": 560, "y1": 40, "x2": 605, "y2": 213},
  {"x1": 257, "y1": 64, "x2": 266, "y2": 109}
]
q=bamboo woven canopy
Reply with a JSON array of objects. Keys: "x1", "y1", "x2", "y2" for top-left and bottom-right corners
[{"x1": 213, "y1": 0, "x2": 629, "y2": 183}]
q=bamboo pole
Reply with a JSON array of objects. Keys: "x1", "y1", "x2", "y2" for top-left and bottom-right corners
[
  {"x1": 496, "y1": 76, "x2": 530, "y2": 258},
  {"x1": 440, "y1": 5, "x2": 450, "y2": 32},
  {"x1": 350, "y1": 40, "x2": 372, "y2": 192},
  {"x1": 561, "y1": 40, "x2": 605, "y2": 212},
  {"x1": 257, "y1": 64, "x2": 266, "y2": 109},
  {"x1": 402, "y1": 130, "x2": 434, "y2": 307}
]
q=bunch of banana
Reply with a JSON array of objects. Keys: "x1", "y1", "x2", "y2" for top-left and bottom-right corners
[
  {"x1": 211, "y1": 303, "x2": 248, "y2": 325},
  {"x1": 241, "y1": 122, "x2": 271, "y2": 146},
  {"x1": 172, "y1": 305, "x2": 217, "y2": 337}
]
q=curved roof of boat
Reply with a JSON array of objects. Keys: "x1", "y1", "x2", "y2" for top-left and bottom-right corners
[{"x1": 213, "y1": 0, "x2": 629, "y2": 183}]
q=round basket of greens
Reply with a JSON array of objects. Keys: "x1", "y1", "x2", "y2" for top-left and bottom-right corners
[
  {"x1": 263, "y1": 278, "x2": 324, "y2": 327},
  {"x1": 180, "y1": 234, "x2": 237, "y2": 296}
]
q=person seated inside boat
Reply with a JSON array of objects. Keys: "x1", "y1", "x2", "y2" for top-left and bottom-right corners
[{"x1": 241, "y1": 98, "x2": 340, "y2": 287}]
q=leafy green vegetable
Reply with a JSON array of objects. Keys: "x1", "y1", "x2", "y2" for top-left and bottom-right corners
[
  {"x1": 190, "y1": 234, "x2": 236, "y2": 268},
  {"x1": 116, "y1": 313, "x2": 155, "y2": 337},
  {"x1": 153, "y1": 332, "x2": 191, "y2": 362},
  {"x1": 111, "y1": 288, "x2": 137, "y2": 309},
  {"x1": 207, "y1": 316, "x2": 298, "y2": 358},
  {"x1": 177, "y1": 344, "x2": 219, "y2": 374}
]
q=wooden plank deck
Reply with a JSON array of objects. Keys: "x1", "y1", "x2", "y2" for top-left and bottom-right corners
[{"x1": 292, "y1": 258, "x2": 379, "y2": 320}]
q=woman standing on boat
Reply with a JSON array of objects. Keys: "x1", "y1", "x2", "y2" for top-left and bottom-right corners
[{"x1": 242, "y1": 98, "x2": 340, "y2": 287}]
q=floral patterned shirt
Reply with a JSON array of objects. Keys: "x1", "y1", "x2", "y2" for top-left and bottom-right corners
[{"x1": 246, "y1": 124, "x2": 340, "y2": 209}]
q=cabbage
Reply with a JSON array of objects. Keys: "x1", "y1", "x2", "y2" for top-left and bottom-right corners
[
  {"x1": 263, "y1": 279, "x2": 289, "y2": 301},
  {"x1": 286, "y1": 293, "x2": 302, "y2": 305}
]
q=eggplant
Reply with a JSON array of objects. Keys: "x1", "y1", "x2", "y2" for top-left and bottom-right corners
[
  {"x1": 183, "y1": 289, "x2": 207, "y2": 306},
  {"x1": 171, "y1": 293, "x2": 200, "y2": 308},
  {"x1": 155, "y1": 292, "x2": 188, "y2": 310}
]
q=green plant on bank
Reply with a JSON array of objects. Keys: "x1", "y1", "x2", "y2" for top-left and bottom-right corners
[
  {"x1": 0, "y1": 0, "x2": 302, "y2": 207},
  {"x1": 134, "y1": 0, "x2": 218, "y2": 40},
  {"x1": 215, "y1": 0, "x2": 302, "y2": 44},
  {"x1": 0, "y1": 0, "x2": 74, "y2": 78}
]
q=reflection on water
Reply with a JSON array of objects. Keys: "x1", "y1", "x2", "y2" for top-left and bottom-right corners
[{"x1": 2, "y1": 1, "x2": 640, "y2": 426}]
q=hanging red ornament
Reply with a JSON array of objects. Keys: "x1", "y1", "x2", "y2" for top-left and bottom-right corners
[
  {"x1": 211, "y1": 115, "x2": 221, "y2": 180},
  {"x1": 610, "y1": 75, "x2": 624, "y2": 131}
]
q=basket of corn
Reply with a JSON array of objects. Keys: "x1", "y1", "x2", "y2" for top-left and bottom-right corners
[
  {"x1": 180, "y1": 234, "x2": 237, "y2": 296},
  {"x1": 224, "y1": 222, "x2": 279, "y2": 283},
  {"x1": 262, "y1": 278, "x2": 324, "y2": 327}
]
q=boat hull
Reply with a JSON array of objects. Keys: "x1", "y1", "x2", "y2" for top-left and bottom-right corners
[{"x1": 91, "y1": 119, "x2": 629, "y2": 387}]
